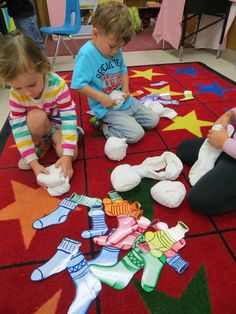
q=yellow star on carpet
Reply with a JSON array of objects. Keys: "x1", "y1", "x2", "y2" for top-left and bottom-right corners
[
  {"x1": 144, "y1": 85, "x2": 183, "y2": 96},
  {"x1": 129, "y1": 69, "x2": 164, "y2": 81},
  {"x1": 163, "y1": 110, "x2": 213, "y2": 137},
  {"x1": 35, "y1": 290, "x2": 62, "y2": 314},
  {"x1": 0, "y1": 181, "x2": 79, "y2": 249}
]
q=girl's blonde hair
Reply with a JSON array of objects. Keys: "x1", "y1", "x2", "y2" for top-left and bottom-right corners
[
  {"x1": 93, "y1": 1, "x2": 135, "y2": 45},
  {"x1": 0, "y1": 30, "x2": 50, "y2": 84}
]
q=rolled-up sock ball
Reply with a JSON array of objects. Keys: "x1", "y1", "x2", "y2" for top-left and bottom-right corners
[
  {"x1": 151, "y1": 180, "x2": 186, "y2": 208},
  {"x1": 104, "y1": 137, "x2": 128, "y2": 161},
  {"x1": 111, "y1": 164, "x2": 141, "y2": 192}
]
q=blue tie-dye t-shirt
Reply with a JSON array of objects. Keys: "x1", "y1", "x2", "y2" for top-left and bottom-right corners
[{"x1": 71, "y1": 41, "x2": 132, "y2": 119}]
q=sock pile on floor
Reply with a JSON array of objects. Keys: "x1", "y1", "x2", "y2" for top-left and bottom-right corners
[{"x1": 31, "y1": 191, "x2": 190, "y2": 313}]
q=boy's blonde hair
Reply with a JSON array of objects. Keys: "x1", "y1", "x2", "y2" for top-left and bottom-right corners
[
  {"x1": 93, "y1": 1, "x2": 135, "y2": 44},
  {"x1": 0, "y1": 30, "x2": 50, "y2": 84}
]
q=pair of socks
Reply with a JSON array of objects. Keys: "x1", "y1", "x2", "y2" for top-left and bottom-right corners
[
  {"x1": 93, "y1": 215, "x2": 150, "y2": 250},
  {"x1": 31, "y1": 238, "x2": 101, "y2": 314},
  {"x1": 32, "y1": 194, "x2": 102, "y2": 230},
  {"x1": 111, "y1": 152, "x2": 183, "y2": 192},
  {"x1": 90, "y1": 234, "x2": 166, "y2": 292}
]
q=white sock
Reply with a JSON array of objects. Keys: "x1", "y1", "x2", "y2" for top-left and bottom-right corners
[
  {"x1": 67, "y1": 252, "x2": 102, "y2": 314},
  {"x1": 189, "y1": 124, "x2": 234, "y2": 186},
  {"x1": 37, "y1": 164, "x2": 70, "y2": 196},
  {"x1": 104, "y1": 136, "x2": 128, "y2": 161}
]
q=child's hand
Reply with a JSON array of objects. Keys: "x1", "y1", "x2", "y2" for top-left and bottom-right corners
[
  {"x1": 55, "y1": 155, "x2": 73, "y2": 179},
  {"x1": 215, "y1": 110, "x2": 234, "y2": 128},
  {"x1": 122, "y1": 89, "x2": 130, "y2": 101},
  {"x1": 30, "y1": 160, "x2": 49, "y2": 187},
  {"x1": 101, "y1": 94, "x2": 117, "y2": 108},
  {"x1": 207, "y1": 128, "x2": 229, "y2": 149},
  {"x1": 214, "y1": 118, "x2": 229, "y2": 129}
]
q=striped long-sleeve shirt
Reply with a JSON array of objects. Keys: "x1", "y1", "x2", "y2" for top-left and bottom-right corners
[{"x1": 8, "y1": 72, "x2": 78, "y2": 164}]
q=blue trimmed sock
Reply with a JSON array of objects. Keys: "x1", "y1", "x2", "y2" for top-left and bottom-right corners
[
  {"x1": 32, "y1": 198, "x2": 78, "y2": 229},
  {"x1": 81, "y1": 205, "x2": 108, "y2": 239},
  {"x1": 88, "y1": 246, "x2": 120, "y2": 267},
  {"x1": 31, "y1": 238, "x2": 81, "y2": 281},
  {"x1": 166, "y1": 253, "x2": 189, "y2": 274},
  {"x1": 67, "y1": 252, "x2": 102, "y2": 314}
]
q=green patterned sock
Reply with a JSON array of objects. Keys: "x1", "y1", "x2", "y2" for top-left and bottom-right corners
[
  {"x1": 70, "y1": 193, "x2": 102, "y2": 207},
  {"x1": 90, "y1": 236, "x2": 145, "y2": 290}
]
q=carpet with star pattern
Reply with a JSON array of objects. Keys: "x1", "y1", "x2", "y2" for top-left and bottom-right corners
[{"x1": 0, "y1": 62, "x2": 235, "y2": 314}]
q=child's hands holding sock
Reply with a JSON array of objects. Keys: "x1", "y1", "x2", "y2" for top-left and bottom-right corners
[{"x1": 37, "y1": 164, "x2": 70, "y2": 196}]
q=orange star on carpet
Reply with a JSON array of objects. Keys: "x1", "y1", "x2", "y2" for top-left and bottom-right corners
[
  {"x1": 129, "y1": 69, "x2": 164, "y2": 81},
  {"x1": 163, "y1": 110, "x2": 213, "y2": 137},
  {"x1": 35, "y1": 290, "x2": 62, "y2": 314},
  {"x1": 0, "y1": 181, "x2": 60, "y2": 249}
]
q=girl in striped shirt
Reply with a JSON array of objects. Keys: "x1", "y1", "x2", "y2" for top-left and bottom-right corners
[{"x1": 0, "y1": 30, "x2": 80, "y2": 183}]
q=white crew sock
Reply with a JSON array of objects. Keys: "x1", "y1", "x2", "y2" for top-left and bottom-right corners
[{"x1": 189, "y1": 124, "x2": 234, "y2": 186}]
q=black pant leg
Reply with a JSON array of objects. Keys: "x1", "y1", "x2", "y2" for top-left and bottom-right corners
[
  {"x1": 188, "y1": 153, "x2": 236, "y2": 215},
  {"x1": 176, "y1": 137, "x2": 205, "y2": 166}
]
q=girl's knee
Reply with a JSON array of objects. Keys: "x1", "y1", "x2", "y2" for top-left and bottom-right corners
[
  {"x1": 27, "y1": 109, "x2": 47, "y2": 125},
  {"x1": 27, "y1": 109, "x2": 51, "y2": 136}
]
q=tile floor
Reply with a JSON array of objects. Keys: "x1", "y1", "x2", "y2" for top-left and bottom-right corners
[{"x1": 0, "y1": 47, "x2": 235, "y2": 131}]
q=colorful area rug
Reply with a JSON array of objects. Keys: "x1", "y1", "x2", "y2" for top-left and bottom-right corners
[{"x1": 0, "y1": 62, "x2": 236, "y2": 314}]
